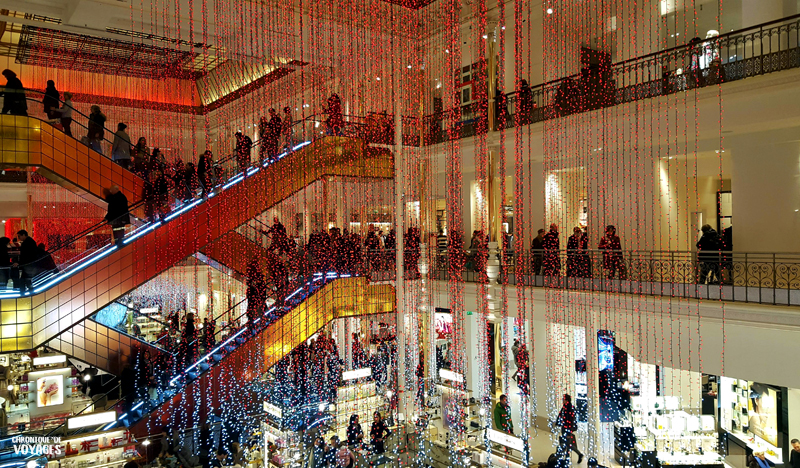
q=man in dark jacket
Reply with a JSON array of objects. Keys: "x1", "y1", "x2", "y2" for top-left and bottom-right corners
[
  {"x1": 87, "y1": 105, "x2": 107, "y2": 155},
  {"x1": 543, "y1": 224, "x2": 561, "y2": 276},
  {"x1": 697, "y1": 224, "x2": 721, "y2": 284},
  {"x1": 556, "y1": 394, "x2": 583, "y2": 463},
  {"x1": 13, "y1": 230, "x2": 39, "y2": 293},
  {"x1": 1, "y1": 70, "x2": 27, "y2": 116},
  {"x1": 235, "y1": 131, "x2": 253, "y2": 174},
  {"x1": 43, "y1": 80, "x2": 60, "y2": 119},
  {"x1": 104, "y1": 186, "x2": 130, "y2": 246}
]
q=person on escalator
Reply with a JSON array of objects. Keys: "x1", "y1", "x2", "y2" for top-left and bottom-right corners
[
  {"x1": 281, "y1": 107, "x2": 294, "y2": 152},
  {"x1": 42, "y1": 80, "x2": 60, "y2": 120},
  {"x1": 267, "y1": 108, "x2": 282, "y2": 161},
  {"x1": 0, "y1": 237, "x2": 11, "y2": 290},
  {"x1": 13, "y1": 230, "x2": 40, "y2": 293},
  {"x1": 324, "y1": 94, "x2": 344, "y2": 136},
  {"x1": 112, "y1": 123, "x2": 132, "y2": 169},
  {"x1": 1, "y1": 69, "x2": 27, "y2": 116},
  {"x1": 132, "y1": 137, "x2": 150, "y2": 176},
  {"x1": 104, "y1": 186, "x2": 130, "y2": 246},
  {"x1": 36, "y1": 244, "x2": 57, "y2": 273},
  {"x1": 197, "y1": 150, "x2": 215, "y2": 195},
  {"x1": 245, "y1": 261, "x2": 267, "y2": 325},
  {"x1": 56, "y1": 92, "x2": 74, "y2": 137},
  {"x1": 87, "y1": 105, "x2": 107, "y2": 155},
  {"x1": 235, "y1": 131, "x2": 253, "y2": 174},
  {"x1": 144, "y1": 170, "x2": 170, "y2": 221}
]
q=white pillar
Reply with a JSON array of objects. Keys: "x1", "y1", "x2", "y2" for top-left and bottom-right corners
[{"x1": 729, "y1": 127, "x2": 800, "y2": 252}]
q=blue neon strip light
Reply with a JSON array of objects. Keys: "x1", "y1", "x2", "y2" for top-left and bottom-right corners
[
  {"x1": 124, "y1": 222, "x2": 162, "y2": 244},
  {"x1": 164, "y1": 199, "x2": 203, "y2": 221},
  {"x1": 172, "y1": 327, "x2": 249, "y2": 385},
  {"x1": 293, "y1": 141, "x2": 311, "y2": 150},
  {"x1": 131, "y1": 401, "x2": 144, "y2": 411},
  {"x1": 247, "y1": 166, "x2": 260, "y2": 176},
  {"x1": 222, "y1": 175, "x2": 244, "y2": 190},
  {"x1": 34, "y1": 246, "x2": 118, "y2": 293}
]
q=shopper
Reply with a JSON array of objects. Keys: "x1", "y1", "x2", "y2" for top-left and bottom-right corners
[
  {"x1": 370, "y1": 412, "x2": 390, "y2": 454},
  {"x1": 230, "y1": 442, "x2": 244, "y2": 466},
  {"x1": 543, "y1": 224, "x2": 561, "y2": 276},
  {"x1": 87, "y1": 105, "x2": 107, "y2": 155},
  {"x1": 36, "y1": 243, "x2": 57, "y2": 273},
  {"x1": 336, "y1": 441, "x2": 355, "y2": 468},
  {"x1": 556, "y1": 393, "x2": 583, "y2": 464},
  {"x1": 531, "y1": 228, "x2": 545, "y2": 275},
  {"x1": 750, "y1": 452, "x2": 775, "y2": 468},
  {"x1": 281, "y1": 106, "x2": 294, "y2": 152},
  {"x1": 493, "y1": 394, "x2": 514, "y2": 435},
  {"x1": 598, "y1": 225, "x2": 624, "y2": 279},
  {"x1": 346, "y1": 414, "x2": 363, "y2": 447},
  {"x1": 197, "y1": 150, "x2": 214, "y2": 194},
  {"x1": 310, "y1": 437, "x2": 326, "y2": 468},
  {"x1": 790, "y1": 439, "x2": 800, "y2": 468},
  {"x1": 517, "y1": 79, "x2": 533, "y2": 125},
  {"x1": 697, "y1": 224, "x2": 721, "y2": 284},
  {"x1": 0, "y1": 237, "x2": 11, "y2": 290},
  {"x1": 325, "y1": 94, "x2": 344, "y2": 136},
  {"x1": 42, "y1": 80, "x2": 60, "y2": 119},
  {"x1": 211, "y1": 450, "x2": 227, "y2": 468},
  {"x1": 235, "y1": 131, "x2": 253, "y2": 173},
  {"x1": 57, "y1": 92, "x2": 74, "y2": 137},
  {"x1": 132, "y1": 137, "x2": 149, "y2": 176},
  {"x1": 104, "y1": 186, "x2": 130, "y2": 246},
  {"x1": 257, "y1": 117, "x2": 269, "y2": 163},
  {"x1": 13, "y1": 230, "x2": 40, "y2": 292},
  {"x1": 267, "y1": 108, "x2": 282, "y2": 161},
  {"x1": 112, "y1": 123, "x2": 132, "y2": 169},
  {"x1": 1, "y1": 69, "x2": 27, "y2": 116}
]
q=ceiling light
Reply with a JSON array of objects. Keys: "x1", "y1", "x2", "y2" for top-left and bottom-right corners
[
  {"x1": 407, "y1": 65, "x2": 412, "y2": 69},
  {"x1": 7, "y1": 384, "x2": 13, "y2": 391},
  {"x1": 445, "y1": 49, "x2": 450, "y2": 53},
  {"x1": 501, "y1": 26, "x2": 506, "y2": 30},
  {"x1": 376, "y1": 77, "x2": 381, "y2": 81},
  {"x1": 546, "y1": 8, "x2": 554, "y2": 14},
  {"x1": 482, "y1": 34, "x2": 488, "y2": 39}
]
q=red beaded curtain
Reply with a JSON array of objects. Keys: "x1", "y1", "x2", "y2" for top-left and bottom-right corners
[{"x1": 541, "y1": 0, "x2": 724, "y2": 459}]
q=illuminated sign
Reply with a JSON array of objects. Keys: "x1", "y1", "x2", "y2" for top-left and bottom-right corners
[
  {"x1": 67, "y1": 411, "x2": 116, "y2": 429},
  {"x1": 439, "y1": 369, "x2": 464, "y2": 383},
  {"x1": 487, "y1": 429, "x2": 525, "y2": 452},
  {"x1": 32, "y1": 355, "x2": 67, "y2": 366},
  {"x1": 263, "y1": 402, "x2": 282, "y2": 418},
  {"x1": 342, "y1": 368, "x2": 372, "y2": 381}
]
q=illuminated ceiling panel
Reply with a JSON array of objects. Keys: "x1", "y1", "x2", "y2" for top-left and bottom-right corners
[
  {"x1": 16, "y1": 25, "x2": 214, "y2": 80},
  {"x1": 379, "y1": 0, "x2": 438, "y2": 8}
]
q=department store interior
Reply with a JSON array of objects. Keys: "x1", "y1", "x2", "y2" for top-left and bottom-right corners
[{"x1": 0, "y1": 0, "x2": 798, "y2": 467}]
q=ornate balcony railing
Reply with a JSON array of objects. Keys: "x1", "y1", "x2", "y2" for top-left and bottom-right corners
[
  {"x1": 411, "y1": 13, "x2": 800, "y2": 146},
  {"x1": 426, "y1": 249, "x2": 800, "y2": 306}
]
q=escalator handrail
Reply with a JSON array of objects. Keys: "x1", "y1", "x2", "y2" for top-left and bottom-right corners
[
  {"x1": 5, "y1": 201, "x2": 147, "y2": 283},
  {"x1": 19, "y1": 96, "x2": 144, "y2": 165},
  {"x1": 6, "y1": 113, "x2": 380, "y2": 297}
]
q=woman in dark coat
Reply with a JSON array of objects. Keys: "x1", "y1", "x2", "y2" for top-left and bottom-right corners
[{"x1": 42, "y1": 80, "x2": 60, "y2": 119}]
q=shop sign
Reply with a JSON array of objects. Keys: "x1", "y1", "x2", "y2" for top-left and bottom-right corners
[
  {"x1": 487, "y1": 429, "x2": 525, "y2": 452},
  {"x1": 11, "y1": 436, "x2": 63, "y2": 456},
  {"x1": 439, "y1": 369, "x2": 464, "y2": 383},
  {"x1": 263, "y1": 402, "x2": 282, "y2": 418},
  {"x1": 342, "y1": 368, "x2": 372, "y2": 381}
]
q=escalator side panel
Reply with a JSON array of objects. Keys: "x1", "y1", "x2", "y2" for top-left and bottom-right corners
[
  {"x1": 2, "y1": 136, "x2": 393, "y2": 353},
  {"x1": 0, "y1": 115, "x2": 145, "y2": 203},
  {"x1": 131, "y1": 277, "x2": 395, "y2": 434},
  {"x1": 199, "y1": 231, "x2": 272, "y2": 277}
]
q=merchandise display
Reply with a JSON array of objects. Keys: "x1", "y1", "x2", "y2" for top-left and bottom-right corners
[{"x1": 719, "y1": 377, "x2": 784, "y2": 463}]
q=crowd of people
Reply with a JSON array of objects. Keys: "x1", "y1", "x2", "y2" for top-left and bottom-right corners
[{"x1": 0, "y1": 230, "x2": 58, "y2": 293}]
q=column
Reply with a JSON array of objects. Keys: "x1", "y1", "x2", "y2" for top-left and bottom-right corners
[{"x1": 729, "y1": 127, "x2": 800, "y2": 252}]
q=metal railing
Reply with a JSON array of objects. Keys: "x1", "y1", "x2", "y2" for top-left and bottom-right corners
[
  {"x1": 427, "y1": 248, "x2": 800, "y2": 306},
  {"x1": 414, "y1": 14, "x2": 800, "y2": 145}
]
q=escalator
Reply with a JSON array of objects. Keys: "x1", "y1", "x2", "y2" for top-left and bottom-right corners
[
  {"x1": 0, "y1": 114, "x2": 146, "y2": 205},
  {"x1": 0, "y1": 121, "x2": 394, "y2": 354},
  {"x1": 0, "y1": 275, "x2": 393, "y2": 458},
  {"x1": 129, "y1": 275, "x2": 395, "y2": 435}
]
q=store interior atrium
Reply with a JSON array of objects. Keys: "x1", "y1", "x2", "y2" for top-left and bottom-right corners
[{"x1": 0, "y1": 0, "x2": 798, "y2": 467}]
